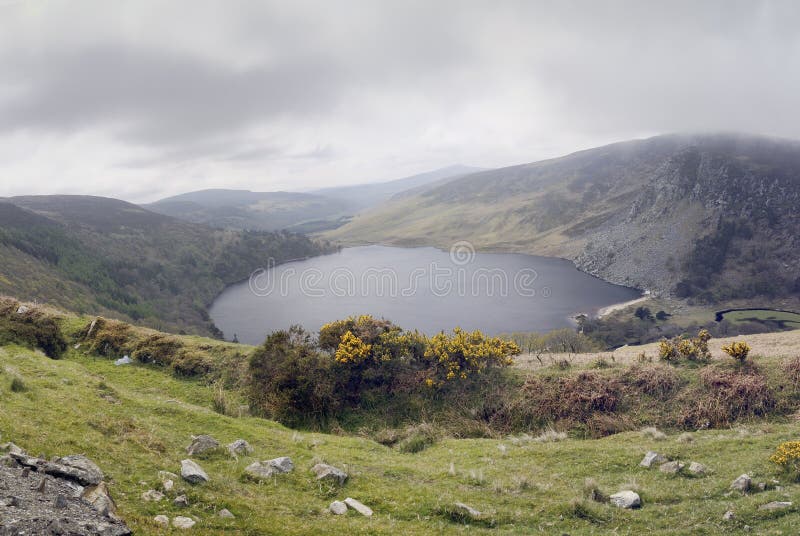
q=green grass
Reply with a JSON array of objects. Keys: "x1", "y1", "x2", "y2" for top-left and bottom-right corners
[{"x1": 2, "y1": 343, "x2": 800, "y2": 534}]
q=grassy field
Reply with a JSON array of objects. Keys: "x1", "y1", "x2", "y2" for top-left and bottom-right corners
[
  {"x1": 2, "y1": 340, "x2": 800, "y2": 534},
  {"x1": 720, "y1": 310, "x2": 800, "y2": 329}
]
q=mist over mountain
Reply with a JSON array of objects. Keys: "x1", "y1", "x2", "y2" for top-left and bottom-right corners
[{"x1": 327, "y1": 133, "x2": 800, "y2": 302}]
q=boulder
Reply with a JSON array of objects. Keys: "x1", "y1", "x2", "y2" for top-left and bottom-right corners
[
  {"x1": 759, "y1": 501, "x2": 792, "y2": 511},
  {"x1": 453, "y1": 502, "x2": 482, "y2": 518},
  {"x1": 311, "y1": 463, "x2": 348, "y2": 485},
  {"x1": 659, "y1": 461, "x2": 685, "y2": 475},
  {"x1": 731, "y1": 474, "x2": 751, "y2": 492},
  {"x1": 174, "y1": 494, "x2": 189, "y2": 508},
  {"x1": 610, "y1": 490, "x2": 641, "y2": 509},
  {"x1": 687, "y1": 462, "x2": 707, "y2": 476},
  {"x1": 180, "y1": 459, "x2": 209, "y2": 484},
  {"x1": 218, "y1": 508, "x2": 235, "y2": 519},
  {"x1": 82, "y1": 482, "x2": 118, "y2": 518},
  {"x1": 329, "y1": 500, "x2": 348, "y2": 515},
  {"x1": 16, "y1": 305, "x2": 29, "y2": 314},
  {"x1": 154, "y1": 515, "x2": 169, "y2": 526},
  {"x1": 227, "y1": 439, "x2": 253, "y2": 457},
  {"x1": 268, "y1": 456, "x2": 294, "y2": 474},
  {"x1": 172, "y1": 516, "x2": 196, "y2": 529},
  {"x1": 344, "y1": 497, "x2": 373, "y2": 517},
  {"x1": 640, "y1": 451, "x2": 667, "y2": 468},
  {"x1": 11, "y1": 454, "x2": 105, "y2": 486},
  {"x1": 244, "y1": 461, "x2": 277, "y2": 480},
  {"x1": 186, "y1": 435, "x2": 220, "y2": 456},
  {"x1": 141, "y1": 489, "x2": 164, "y2": 502}
]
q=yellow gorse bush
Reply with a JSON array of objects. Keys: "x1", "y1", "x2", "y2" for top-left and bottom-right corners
[
  {"x1": 658, "y1": 329, "x2": 712, "y2": 362},
  {"x1": 769, "y1": 441, "x2": 800, "y2": 474},
  {"x1": 721, "y1": 341, "x2": 751, "y2": 362},
  {"x1": 333, "y1": 330, "x2": 372, "y2": 364},
  {"x1": 424, "y1": 327, "x2": 520, "y2": 386}
]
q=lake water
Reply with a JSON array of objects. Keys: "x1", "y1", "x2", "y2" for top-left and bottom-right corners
[{"x1": 210, "y1": 245, "x2": 640, "y2": 345}]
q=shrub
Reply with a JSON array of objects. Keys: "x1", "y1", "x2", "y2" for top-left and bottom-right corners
[
  {"x1": 423, "y1": 328, "x2": 520, "y2": 387},
  {"x1": 623, "y1": 365, "x2": 679, "y2": 400},
  {"x1": 248, "y1": 326, "x2": 339, "y2": 426},
  {"x1": 722, "y1": 341, "x2": 751, "y2": 362},
  {"x1": 769, "y1": 441, "x2": 800, "y2": 479},
  {"x1": 0, "y1": 304, "x2": 67, "y2": 359},
  {"x1": 659, "y1": 329, "x2": 711, "y2": 363},
  {"x1": 83, "y1": 318, "x2": 133, "y2": 357},
  {"x1": 10, "y1": 377, "x2": 27, "y2": 392},
  {"x1": 679, "y1": 368, "x2": 774, "y2": 428},
  {"x1": 131, "y1": 334, "x2": 183, "y2": 365}
]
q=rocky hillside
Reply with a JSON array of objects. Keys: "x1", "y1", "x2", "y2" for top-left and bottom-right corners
[
  {"x1": 327, "y1": 134, "x2": 800, "y2": 302},
  {"x1": 0, "y1": 196, "x2": 333, "y2": 336}
]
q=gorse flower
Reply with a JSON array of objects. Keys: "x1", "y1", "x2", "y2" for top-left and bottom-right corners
[
  {"x1": 334, "y1": 330, "x2": 372, "y2": 364},
  {"x1": 722, "y1": 341, "x2": 751, "y2": 362},
  {"x1": 770, "y1": 441, "x2": 800, "y2": 475}
]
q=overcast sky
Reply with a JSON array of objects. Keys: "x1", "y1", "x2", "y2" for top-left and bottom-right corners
[{"x1": 0, "y1": 0, "x2": 799, "y2": 202}]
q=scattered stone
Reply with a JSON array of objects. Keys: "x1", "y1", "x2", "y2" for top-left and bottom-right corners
[
  {"x1": 186, "y1": 434, "x2": 220, "y2": 456},
  {"x1": 53, "y1": 494, "x2": 68, "y2": 509},
  {"x1": 610, "y1": 490, "x2": 641, "y2": 509},
  {"x1": 114, "y1": 356, "x2": 132, "y2": 366},
  {"x1": 218, "y1": 508, "x2": 235, "y2": 519},
  {"x1": 731, "y1": 474, "x2": 752, "y2": 492},
  {"x1": 154, "y1": 515, "x2": 170, "y2": 526},
  {"x1": 141, "y1": 489, "x2": 164, "y2": 502},
  {"x1": 227, "y1": 439, "x2": 253, "y2": 457},
  {"x1": 640, "y1": 451, "x2": 667, "y2": 468},
  {"x1": 659, "y1": 461, "x2": 685, "y2": 475},
  {"x1": 180, "y1": 459, "x2": 209, "y2": 484},
  {"x1": 759, "y1": 501, "x2": 792, "y2": 511},
  {"x1": 268, "y1": 456, "x2": 294, "y2": 474},
  {"x1": 245, "y1": 461, "x2": 277, "y2": 480},
  {"x1": 1, "y1": 496, "x2": 20, "y2": 507},
  {"x1": 687, "y1": 462, "x2": 707, "y2": 476},
  {"x1": 329, "y1": 500, "x2": 348, "y2": 515},
  {"x1": 83, "y1": 482, "x2": 118, "y2": 518},
  {"x1": 344, "y1": 497, "x2": 373, "y2": 516},
  {"x1": 163, "y1": 479, "x2": 174, "y2": 492},
  {"x1": 158, "y1": 470, "x2": 179, "y2": 482},
  {"x1": 174, "y1": 494, "x2": 189, "y2": 508},
  {"x1": 723, "y1": 510, "x2": 735, "y2": 521},
  {"x1": 756, "y1": 482, "x2": 767, "y2": 492},
  {"x1": 172, "y1": 516, "x2": 196, "y2": 529},
  {"x1": 453, "y1": 502, "x2": 482, "y2": 518},
  {"x1": 16, "y1": 305, "x2": 29, "y2": 314},
  {"x1": 311, "y1": 463, "x2": 348, "y2": 485}
]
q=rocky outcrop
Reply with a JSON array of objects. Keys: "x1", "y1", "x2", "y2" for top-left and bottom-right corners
[{"x1": 0, "y1": 448, "x2": 130, "y2": 535}]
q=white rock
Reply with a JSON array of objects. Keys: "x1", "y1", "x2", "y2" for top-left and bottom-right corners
[
  {"x1": 687, "y1": 462, "x2": 707, "y2": 476},
  {"x1": 141, "y1": 489, "x2": 164, "y2": 502},
  {"x1": 154, "y1": 515, "x2": 169, "y2": 526},
  {"x1": 267, "y1": 456, "x2": 294, "y2": 474},
  {"x1": 311, "y1": 463, "x2": 348, "y2": 485},
  {"x1": 227, "y1": 439, "x2": 253, "y2": 457},
  {"x1": 659, "y1": 461, "x2": 685, "y2": 474},
  {"x1": 610, "y1": 490, "x2": 641, "y2": 509},
  {"x1": 163, "y1": 479, "x2": 174, "y2": 492},
  {"x1": 731, "y1": 474, "x2": 751, "y2": 492},
  {"x1": 344, "y1": 497, "x2": 373, "y2": 516},
  {"x1": 180, "y1": 459, "x2": 209, "y2": 484},
  {"x1": 759, "y1": 501, "x2": 792, "y2": 511},
  {"x1": 16, "y1": 305, "x2": 28, "y2": 314},
  {"x1": 640, "y1": 451, "x2": 667, "y2": 468},
  {"x1": 723, "y1": 510, "x2": 735, "y2": 520},
  {"x1": 218, "y1": 508, "x2": 235, "y2": 519},
  {"x1": 172, "y1": 516, "x2": 196, "y2": 529},
  {"x1": 453, "y1": 502, "x2": 482, "y2": 518},
  {"x1": 329, "y1": 500, "x2": 348, "y2": 515},
  {"x1": 114, "y1": 356, "x2": 132, "y2": 366}
]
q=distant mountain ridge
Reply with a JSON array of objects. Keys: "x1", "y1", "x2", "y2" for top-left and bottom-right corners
[
  {"x1": 0, "y1": 195, "x2": 332, "y2": 335},
  {"x1": 144, "y1": 165, "x2": 483, "y2": 233},
  {"x1": 327, "y1": 133, "x2": 800, "y2": 303}
]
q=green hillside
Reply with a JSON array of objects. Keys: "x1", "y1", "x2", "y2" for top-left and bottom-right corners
[
  {"x1": 326, "y1": 134, "x2": 800, "y2": 304},
  {"x1": 3, "y1": 301, "x2": 800, "y2": 534},
  {"x1": 0, "y1": 196, "x2": 333, "y2": 336}
]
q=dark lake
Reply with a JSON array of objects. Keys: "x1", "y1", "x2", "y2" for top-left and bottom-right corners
[{"x1": 209, "y1": 245, "x2": 641, "y2": 345}]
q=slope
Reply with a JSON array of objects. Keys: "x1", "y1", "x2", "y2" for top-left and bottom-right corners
[
  {"x1": 0, "y1": 196, "x2": 332, "y2": 336},
  {"x1": 327, "y1": 134, "x2": 800, "y2": 303}
]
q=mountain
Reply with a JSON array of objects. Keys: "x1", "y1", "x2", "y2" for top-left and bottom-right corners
[
  {"x1": 311, "y1": 164, "x2": 484, "y2": 210},
  {"x1": 144, "y1": 189, "x2": 354, "y2": 232},
  {"x1": 0, "y1": 195, "x2": 332, "y2": 335},
  {"x1": 326, "y1": 133, "x2": 800, "y2": 303},
  {"x1": 145, "y1": 165, "x2": 483, "y2": 234}
]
